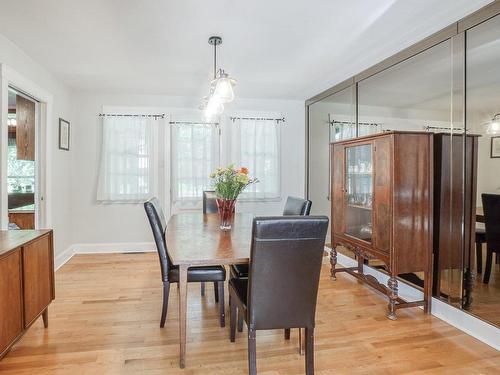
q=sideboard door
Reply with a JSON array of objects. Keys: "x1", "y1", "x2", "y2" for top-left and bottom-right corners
[
  {"x1": 331, "y1": 144, "x2": 345, "y2": 237},
  {"x1": 373, "y1": 136, "x2": 392, "y2": 255},
  {"x1": 0, "y1": 250, "x2": 23, "y2": 355},
  {"x1": 22, "y1": 235, "x2": 53, "y2": 326}
]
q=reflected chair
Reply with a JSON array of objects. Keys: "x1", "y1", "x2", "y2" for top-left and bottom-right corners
[
  {"x1": 144, "y1": 197, "x2": 226, "y2": 327},
  {"x1": 481, "y1": 194, "x2": 500, "y2": 284},
  {"x1": 230, "y1": 196, "x2": 312, "y2": 280},
  {"x1": 476, "y1": 225, "x2": 486, "y2": 274},
  {"x1": 228, "y1": 216, "x2": 329, "y2": 375}
]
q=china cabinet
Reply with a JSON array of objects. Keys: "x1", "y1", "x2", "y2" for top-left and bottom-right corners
[{"x1": 330, "y1": 131, "x2": 433, "y2": 319}]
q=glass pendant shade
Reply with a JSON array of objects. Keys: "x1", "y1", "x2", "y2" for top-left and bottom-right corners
[
  {"x1": 204, "y1": 96, "x2": 224, "y2": 121},
  {"x1": 213, "y1": 74, "x2": 236, "y2": 103},
  {"x1": 484, "y1": 114, "x2": 500, "y2": 134}
]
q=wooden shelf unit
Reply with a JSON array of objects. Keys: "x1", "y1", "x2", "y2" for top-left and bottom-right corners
[{"x1": 330, "y1": 131, "x2": 433, "y2": 320}]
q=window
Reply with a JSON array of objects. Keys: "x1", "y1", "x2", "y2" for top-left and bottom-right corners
[
  {"x1": 228, "y1": 118, "x2": 280, "y2": 200},
  {"x1": 97, "y1": 116, "x2": 157, "y2": 202},
  {"x1": 171, "y1": 123, "x2": 219, "y2": 205}
]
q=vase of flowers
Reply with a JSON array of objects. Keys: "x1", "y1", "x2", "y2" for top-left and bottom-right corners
[{"x1": 209, "y1": 165, "x2": 258, "y2": 230}]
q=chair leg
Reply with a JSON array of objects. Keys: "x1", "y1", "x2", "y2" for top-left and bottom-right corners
[
  {"x1": 284, "y1": 328, "x2": 291, "y2": 340},
  {"x1": 248, "y1": 329, "x2": 257, "y2": 375},
  {"x1": 237, "y1": 308, "x2": 244, "y2": 332},
  {"x1": 214, "y1": 282, "x2": 219, "y2": 303},
  {"x1": 483, "y1": 249, "x2": 493, "y2": 284},
  {"x1": 201, "y1": 282, "x2": 205, "y2": 296},
  {"x1": 218, "y1": 281, "x2": 225, "y2": 327},
  {"x1": 160, "y1": 282, "x2": 170, "y2": 328},
  {"x1": 230, "y1": 294, "x2": 236, "y2": 342},
  {"x1": 476, "y1": 242, "x2": 483, "y2": 274},
  {"x1": 305, "y1": 327, "x2": 314, "y2": 375}
]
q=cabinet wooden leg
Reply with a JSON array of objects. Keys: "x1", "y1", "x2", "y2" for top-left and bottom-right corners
[
  {"x1": 330, "y1": 247, "x2": 337, "y2": 281},
  {"x1": 387, "y1": 276, "x2": 398, "y2": 320},
  {"x1": 42, "y1": 308, "x2": 48, "y2": 328}
]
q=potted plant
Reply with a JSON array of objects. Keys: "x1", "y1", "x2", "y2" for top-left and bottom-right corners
[{"x1": 209, "y1": 165, "x2": 258, "y2": 230}]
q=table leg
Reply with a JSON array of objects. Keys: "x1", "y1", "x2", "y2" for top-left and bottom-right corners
[{"x1": 178, "y1": 265, "x2": 188, "y2": 368}]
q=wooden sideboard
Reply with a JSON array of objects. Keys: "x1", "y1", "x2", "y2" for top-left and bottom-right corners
[
  {"x1": 0, "y1": 230, "x2": 54, "y2": 359},
  {"x1": 330, "y1": 131, "x2": 433, "y2": 320}
]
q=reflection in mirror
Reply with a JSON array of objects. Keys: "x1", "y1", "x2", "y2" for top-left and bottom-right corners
[
  {"x1": 466, "y1": 13, "x2": 500, "y2": 327},
  {"x1": 308, "y1": 86, "x2": 355, "y2": 245},
  {"x1": 357, "y1": 39, "x2": 466, "y2": 297}
]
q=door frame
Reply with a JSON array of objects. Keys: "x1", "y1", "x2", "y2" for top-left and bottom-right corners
[{"x1": 0, "y1": 64, "x2": 53, "y2": 230}]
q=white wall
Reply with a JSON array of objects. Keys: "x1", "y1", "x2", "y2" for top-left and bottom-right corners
[
  {"x1": 71, "y1": 93, "x2": 305, "y2": 246},
  {"x1": 0, "y1": 34, "x2": 74, "y2": 257}
]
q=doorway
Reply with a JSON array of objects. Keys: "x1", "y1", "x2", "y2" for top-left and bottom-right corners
[{"x1": 6, "y1": 87, "x2": 39, "y2": 229}]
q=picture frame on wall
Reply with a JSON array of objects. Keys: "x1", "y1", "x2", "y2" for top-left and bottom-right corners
[
  {"x1": 59, "y1": 118, "x2": 70, "y2": 151},
  {"x1": 491, "y1": 136, "x2": 500, "y2": 158}
]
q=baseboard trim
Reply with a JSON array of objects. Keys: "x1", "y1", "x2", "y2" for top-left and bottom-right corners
[
  {"x1": 55, "y1": 242, "x2": 156, "y2": 271},
  {"x1": 72, "y1": 242, "x2": 156, "y2": 254},
  {"x1": 335, "y1": 252, "x2": 500, "y2": 351},
  {"x1": 54, "y1": 246, "x2": 75, "y2": 271}
]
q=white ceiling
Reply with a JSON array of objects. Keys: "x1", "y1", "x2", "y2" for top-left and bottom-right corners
[{"x1": 0, "y1": 0, "x2": 493, "y2": 100}]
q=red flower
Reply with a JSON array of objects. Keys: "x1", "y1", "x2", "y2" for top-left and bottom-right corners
[{"x1": 240, "y1": 167, "x2": 249, "y2": 175}]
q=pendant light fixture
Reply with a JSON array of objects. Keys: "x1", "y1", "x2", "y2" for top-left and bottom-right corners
[
  {"x1": 483, "y1": 113, "x2": 500, "y2": 135},
  {"x1": 200, "y1": 36, "x2": 236, "y2": 121}
]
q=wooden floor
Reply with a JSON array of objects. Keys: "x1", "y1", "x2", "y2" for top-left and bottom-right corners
[{"x1": 0, "y1": 253, "x2": 499, "y2": 374}]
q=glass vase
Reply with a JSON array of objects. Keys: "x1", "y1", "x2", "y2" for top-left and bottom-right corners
[{"x1": 216, "y1": 198, "x2": 236, "y2": 231}]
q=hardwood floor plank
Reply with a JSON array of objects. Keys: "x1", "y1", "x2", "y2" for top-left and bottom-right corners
[{"x1": 0, "y1": 253, "x2": 498, "y2": 374}]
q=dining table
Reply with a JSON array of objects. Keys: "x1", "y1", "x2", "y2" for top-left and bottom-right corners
[{"x1": 166, "y1": 212, "x2": 254, "y2": 368}]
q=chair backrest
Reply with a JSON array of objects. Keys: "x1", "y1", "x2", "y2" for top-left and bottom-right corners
[
  {"x1": 283, "y1": 196, "x2": 312, "y2": 216},
  {"x1": 247, "y1": 216, "x2": 329, "y2": 330},
  {"x1": 144, "y1": 197, "x2": 170, "y2": 280},
  {"x1": 482, "y1": 193, "x2": 500, "y2": 252},
  {"x1": 203, "y1": 190, "x2": 218, "y2": 214}
]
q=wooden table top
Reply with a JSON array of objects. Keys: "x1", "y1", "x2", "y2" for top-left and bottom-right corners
[
  {"x1": 166, "y1": 213, "x2": 254, "y2": 266},
  {"x1": 0, "y1": 229, "x2": 52, "y2": 257}
]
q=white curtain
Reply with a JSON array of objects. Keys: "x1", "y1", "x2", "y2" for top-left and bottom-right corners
[
  {"x1": 97, "y1": 116, "x2": 157, "y2": 202},
  {"x1": 171, "y1": 123, "x2": 219, "y2": 207},
  {"x1": 229, "y1": 118, "x2": 280, "y2": 199}
]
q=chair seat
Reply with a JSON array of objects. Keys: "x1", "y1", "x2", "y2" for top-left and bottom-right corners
[
  {"x1": 229, "y1": 277, "x2": 248, "y2": 307},
  {"x1": 476, "y1": 224, "x2": 486, "y2": 242},
  {"x1": 168, "y1": 265, "x2": 226, "y2": 283},
  {"x1": 230, "y1": 264, "x2": 249, "y2": 278}
]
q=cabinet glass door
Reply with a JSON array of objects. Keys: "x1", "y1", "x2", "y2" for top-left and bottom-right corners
[{"x1": 345, "y1": 144, "x2": 373, "y2": 242}]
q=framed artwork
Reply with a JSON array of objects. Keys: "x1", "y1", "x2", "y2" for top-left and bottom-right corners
[
  {"x1": 59, "y1": 118, "x2": 70, "y2": 151},
  {"x1": 491, "y1": 136, "x2": 500, "y2": 158}
]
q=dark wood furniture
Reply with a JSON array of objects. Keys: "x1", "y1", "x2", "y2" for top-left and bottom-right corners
[
  {"x1": 166, "y1": 212, "x2": 253, "y2": 368},
  {"x1": 0, "y1": 230, "x2": 54, "y2": 359},
  {"x1": 481, "y1": 194, "x2": 500, "y2": 284},
  {"x1": 229, "y1": 216, "x2": 329, "y2": 375},
  {"x1": 15, "y1": 95, "x2": 36, "y2": 161},
  {"x1": 330, "y1": 131, "x2": 433, "y2": 319},
  {"x1": 433, "y1": 133, "x2": 479, "y2": 308},
  {"x1": 144, "y1": 198, "x2": 226, "y2": 330}
]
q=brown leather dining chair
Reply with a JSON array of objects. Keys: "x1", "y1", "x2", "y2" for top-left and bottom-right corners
[
  {"x1": 228, "y1": 216, "x2": 329, "y2": 375},
  {"x1": 200, "y1": 190, "x2": 224, "y2": 299},
  {"x1": 481, "y1": 193, "x2": 500, "y2": 284},
  {"x1": 144, "y1": 197, "x2": 227, "y2": 327},
  {"x1": 230, "y1": 196, "x2": 312, "y2": 280}
]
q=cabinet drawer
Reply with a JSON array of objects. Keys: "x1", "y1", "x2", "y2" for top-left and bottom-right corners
[
  {"x1": 23, "y1": 235, "x2": 53, "y2": 326},
  {"x1": 0, "y1": 250, "x2": 23, "y2": 355}
]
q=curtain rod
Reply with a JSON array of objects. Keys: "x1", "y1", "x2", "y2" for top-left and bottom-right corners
[
  {"x1": 329, "y1": 120, "x2": 379, "y2": 127},
  {"x1": 230, "y1": 116, "x2": 285, "y2": 123},
  {"x1": 169, "y1": 121, "x2": 219, "y2": 126},
  {"x1": 98, "y1": 113, "x2": 165, "y2": 119}
]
